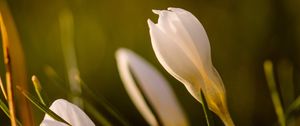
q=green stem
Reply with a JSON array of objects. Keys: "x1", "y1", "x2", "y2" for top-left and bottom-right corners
[{"x1": 199, "y1": 91, "x2": 214, "y2": 126}]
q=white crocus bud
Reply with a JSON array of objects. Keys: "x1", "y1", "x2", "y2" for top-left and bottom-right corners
[
  {"x1": 40, "y1": 99, "x2": 95, "y2": 126},
  {"x1": 148, "y1": 7, "x2": 234, "y2": 126},
  {"x1": 116, "y1": 48, "x2": 189, "y2": 126}
]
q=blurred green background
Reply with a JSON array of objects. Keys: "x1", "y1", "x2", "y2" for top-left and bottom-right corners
[{"x1": 1, "y1": 0, "x2": 300, "y2": 125}]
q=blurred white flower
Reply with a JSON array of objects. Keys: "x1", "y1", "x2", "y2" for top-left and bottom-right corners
[
  {"x1": 116, "y1": 48, "x2": 189, "y2": 126},
  {"x1": 148, "y1": 7, "x2": 234, "y2": 126},
  {"x1": 40, "y1": 99, "x2": 95, "y2": 126}
]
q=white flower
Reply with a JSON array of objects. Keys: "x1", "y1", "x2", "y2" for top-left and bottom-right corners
[
  {"x1": 147, "y1": 7, "x2": 234, "y2": 126},
  {"x1": 116, "y1": 48, "x2": 189, "y2": 126},
  {"x1": 40, "y1": 99, "x2": 95, "y2": 126}
]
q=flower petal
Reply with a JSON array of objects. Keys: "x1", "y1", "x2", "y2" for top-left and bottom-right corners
[
  {"x1": 148, "y1": 7, "x2": 234, "y2": 126},
  {"x1": 167, "y1": 7, "x2": 212, "y2": 66},
  {"x1": 41, "y1": 99, "x2": 95, "y2": 126},
  {"x1": 154, "y1": 8, "x2": 211, "y2": 68},
  {"x1": 40, "y1": 120, "x2": 67, "y2": 126},
  {"x1": 148, "y1": 19, "x2": 202, "y2": 102},
  {"x1": 116, "y1": 48, "x2": 189, "y2": 126}
]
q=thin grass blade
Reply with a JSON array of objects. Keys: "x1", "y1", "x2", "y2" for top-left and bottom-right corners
[
  {"x1": 264, "y1": 60, "x2": 286, "y2": 126},
  {"x1": 0, "y1": 77, "x2": 7, "y2": 99},
  {"x1": 0, "y1": 99, "x2": 22, "y2": 126},
  {"x1": 16, "y1": 86, "x2": 71, "y2": 126}
]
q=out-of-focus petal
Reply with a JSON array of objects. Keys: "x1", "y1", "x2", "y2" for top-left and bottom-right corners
[{"x1": 116, "y1": 48, "x2": 189, "y2": 126}]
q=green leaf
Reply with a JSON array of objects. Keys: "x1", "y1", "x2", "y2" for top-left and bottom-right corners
[
  {"x1": 0, "y1": 99, "x2": 22, "y2": 126},
  {"x1": 16, "y1": 86, "x2": 72, "y2": 126}
]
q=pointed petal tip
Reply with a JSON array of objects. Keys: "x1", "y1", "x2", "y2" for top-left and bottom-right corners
[
  {"x1": 167, "y1": 7, "x2": 175, "y2": 11},
  {"x1": 167, "y1": 7, "x2": 185, "y2": 13},
  {"x1": 152, "y1": 9, "x2": 161, "y2": 14},
  {"x1": 147, "y1": 19, "x2": 155, "y2": 28}
]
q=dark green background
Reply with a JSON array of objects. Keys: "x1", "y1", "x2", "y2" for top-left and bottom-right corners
[{"x1": 1, "y1": 0, "x2": 300, "y2": 125}]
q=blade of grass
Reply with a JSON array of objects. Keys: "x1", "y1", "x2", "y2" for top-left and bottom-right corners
[
  {"x1": 31, "y1": 75, "x2": 45, "y2": 105},
  {"x1": 0, "y1": 99, "x2": 22, "y2": 126},
  {"x1": 0, "y1": 11, "x2": 17, "y2": 126},
  {"x1": 16, "y1": 85, "x2": 71, "y2": 126},
  {"x1": 0, "y1": 99, "x2": 10, "y2": 119},
  {"x1": 0, "y1": 1, "x2": 33, "y2": 125},
  {"x1": 0, "y1": 76, "x2": 7, "y2": 100},
  {"x1": 264, "y1": 60, "x2": 286, "y2": 126}
]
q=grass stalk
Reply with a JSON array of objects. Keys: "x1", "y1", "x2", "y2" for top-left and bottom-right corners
[
  {"x1": 264, "y1": 60, "x2": 286, "y2": 126},
  {"x1": 0, "y1": 12, "x2": 17, "y2": 126},
  {"x1": 0, "y1": 76, "x2": 7, "y2": 99},
  {"x1": 0, "y1": 1, "x2": 34, "y2": 125}
]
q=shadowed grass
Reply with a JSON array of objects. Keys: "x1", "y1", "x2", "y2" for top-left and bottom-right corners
[{"x1": 264, "y1": 60, "x2": 286, "y2": 126}]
